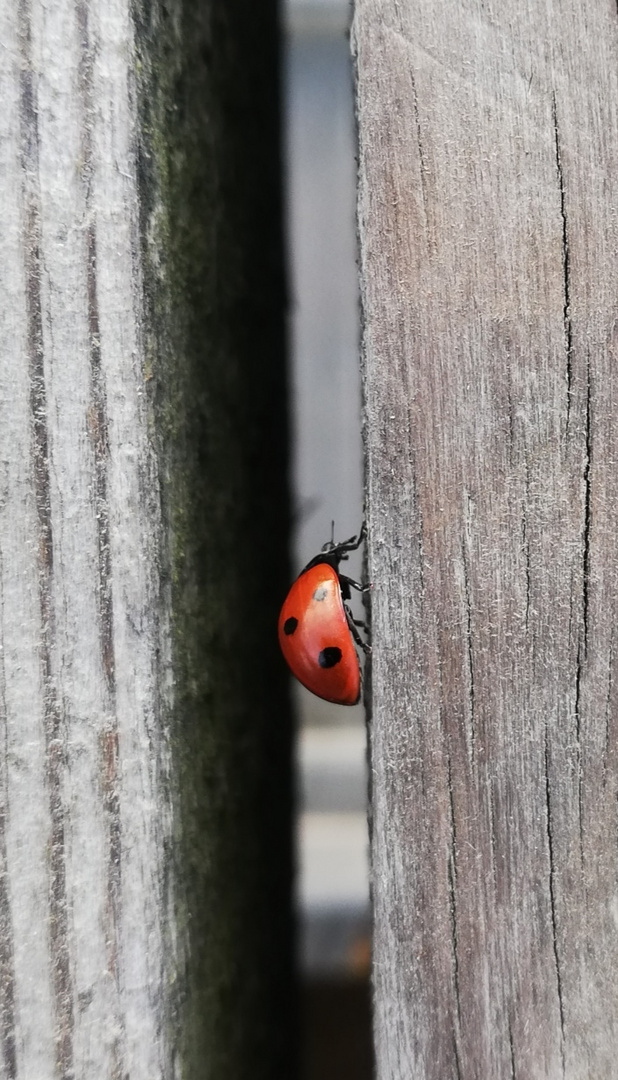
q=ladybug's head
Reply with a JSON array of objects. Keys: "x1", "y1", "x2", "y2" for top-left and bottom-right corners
[
  {"x1": 320, "y1": 537, "x2": 349, "y2": 559},
  {"x1": 320, "y1": 523, "x2": 365, "y2": 560},
  {"x1": 300, "y1": 525, "x2": 366, "y2": 577}
]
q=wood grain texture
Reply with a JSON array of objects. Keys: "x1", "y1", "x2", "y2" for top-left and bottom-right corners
[
  {"x1": 353, "y1": 1, "x2": 618, "y2": 1077},
  {"x1": 0, "y1": 0, "x2": 169, "y2": 1075},
  {"x1": 0, "y1": 0, "x2": 293, "y2": 1077}
]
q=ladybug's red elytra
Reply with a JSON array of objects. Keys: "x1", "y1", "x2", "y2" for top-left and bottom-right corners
[{"x1": 278, "y1": 526, "x2": 370, "y2": 705}]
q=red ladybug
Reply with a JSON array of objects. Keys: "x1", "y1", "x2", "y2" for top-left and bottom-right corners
[{"x1": 278, "y1": 526, "x2": 370, "y2": 705}]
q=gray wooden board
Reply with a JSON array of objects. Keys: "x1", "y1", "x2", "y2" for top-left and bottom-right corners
[
  {"x1": 0, "y1": 0, "x2": 170, "y2": 1075},
  {"x1": 0, "y1": 0, "x2": 293, "y2": 1076},
  {"x1": 353, "y1": 1, "x2": 618, "y2": 1077}
]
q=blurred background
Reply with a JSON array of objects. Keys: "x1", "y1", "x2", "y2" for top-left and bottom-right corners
[{"x1": 283, "y1": 1, "x2": 372, "y2": 1076}]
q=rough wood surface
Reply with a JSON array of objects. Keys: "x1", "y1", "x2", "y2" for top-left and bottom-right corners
[
  {"x1": 353, "y1": 2, "x2": 618, "y2": 1077},
  {"x1": 1, "y1": 1, "x2": 169, "y2": 1075},
  {"x1": 0, "y1": 1, "x2": 293, "y2": 1077}
]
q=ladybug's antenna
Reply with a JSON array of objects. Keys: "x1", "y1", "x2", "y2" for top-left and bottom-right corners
[{"x1": 331, "y1": 519, "x2": 335, "y2": 546}]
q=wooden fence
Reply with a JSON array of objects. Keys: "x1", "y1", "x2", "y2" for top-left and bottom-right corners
[
  {"x1": 355, "y1": 1, "x2": 618, "y2": 1076},
  {"x1": 5, "y1": 0, "x2": 616, "y2": 1076},
  {"x1": 0, "y1": 1, "x2": 293, "y2": 1077}
]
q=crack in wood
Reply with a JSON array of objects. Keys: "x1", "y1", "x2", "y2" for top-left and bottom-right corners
[
  {"x1": 567, "y1": 563, "x2": 578, "y2": 653},
  {"x1": 461, "y1": 543, "x2": 476, "y2": 767},
  {"x1": 582, "y1": 352, "x2": 592, "y2": 654},
  {"x1": 544, "y1": 729, "x2": 566, "y2": 1077},
  {"x1": 508, "y1": 1017, "x2": 516, "y2": 1080},
  {"x1": 452, "y1": 1031, "x2": 463, "y2": 1080},
  {"x1": 19, "y1": 2, "x2": 75, "y2": 1071},
  {"x1": 487, "y1": 774, "x2": 498, "y2": 898},
  {"x1": 448, "y1": 856, "x2": 463, "y2": 1068},
  {"x1": 408, "y1": 67, "x2": 430, "y2": 238},
  {"x1": 552, "y1": 93, "x2": 573, "y2": 430},
  {"x1": 507, "y1": 384, "x2": 515, "y2": 461},
  {"x1": 446, "y1": 750, "x2": 463, "y2": 1057},
  {"x1": 446, "y1": 750, "x2": 458, "y2": 889},
  {"x1": 574, "y1": 640, "x2": 584, "y2": 867}
]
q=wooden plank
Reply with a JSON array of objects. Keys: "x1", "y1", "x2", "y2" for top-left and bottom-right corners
[
  {"x1": 1, "y1": 2, "x2": 167, "y2": 1074},
  {"x1": 0, "y1": 0, "x2": 293, "y2": 1076},
  {"x1": 353, "y1": 1, "x2": 618, "y2": 1076}
]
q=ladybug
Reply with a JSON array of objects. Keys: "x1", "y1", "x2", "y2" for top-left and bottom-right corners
[{"x1": 278, "y1": 525, "x2": 370, "y2": 705}]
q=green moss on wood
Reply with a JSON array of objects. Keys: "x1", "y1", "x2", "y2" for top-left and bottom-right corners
[{"x1": 132, "y1": 2, "x2": 295, "y2": 1076}]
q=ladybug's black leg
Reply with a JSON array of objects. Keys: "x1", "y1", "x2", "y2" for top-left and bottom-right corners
[
  {"x1": 339, "y1": 573, "x2": 372, "y2": 594},
  {"x1": 350, "y1": 620, "x2": 372, "y2": 655},
  {"x1": 344, "y1": 604, "x2": 371, "y2": 654},
  {"x1": 331, "y1": 522, "x2": 367, "y2": 559}
]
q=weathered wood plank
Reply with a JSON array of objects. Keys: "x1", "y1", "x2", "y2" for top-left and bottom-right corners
[
  {"x1": 354, "y1": 1, "x2": 618, "y2": 1076},
  {"x1": 1, "y1": 1, "x2": 168, "y2": 1074},
  {"x1": 0, "y1": 0, "x2": 293, "y2": 1077}
]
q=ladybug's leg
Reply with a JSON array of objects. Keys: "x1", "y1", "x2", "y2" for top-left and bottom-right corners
[
  {"x1": 344, "y1": 606, "x2": 370, "y2": 632},
  {"x1": 339, "y1": 573, "x2": 372, "y2": 594},
  {"x1": 344, "y1": 604, "x2": 371, "y2": 654},
  {"x1": 333, "y1": 522, "x2": 367, "y2": 558},
  {"x1": 350, "y1": 622, "x2": 372, "y2": 655}
]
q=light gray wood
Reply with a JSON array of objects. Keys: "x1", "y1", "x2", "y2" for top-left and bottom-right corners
[
  {"x1": 0, "y1": 1, "x2": 170, "y2": 1075},
  {"x1": 0, "y1": 0, "x2": 293, "y2": 1077},
  {"x1": 353, "y1": 1, "x2": 618, "y2": 1076}
]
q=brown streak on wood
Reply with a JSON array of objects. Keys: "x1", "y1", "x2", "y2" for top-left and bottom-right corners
[
  {"x1": 85, "y1": 225, "x2": 116, "y2": 694},
  {"x1": 100, "y1": 727, "x2": 121, "y2": 985},
  {"x1": 78, "y1": 0, "x2": 115, "y2": 698}
]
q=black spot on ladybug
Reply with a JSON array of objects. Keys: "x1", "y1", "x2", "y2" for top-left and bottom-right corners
[
  {"x1": 284, "y1": 617, "x2": 298, "y2": 636},
  {"x1": 313, "y1": 585, "x2": 328, "y2": 601},
  {"x1": 318, "y1": 646, "x2": 342, "y2": 668}
]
